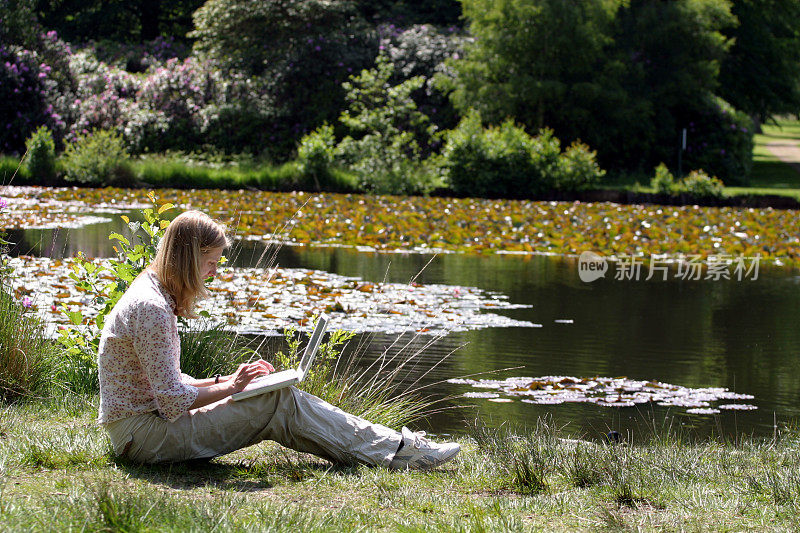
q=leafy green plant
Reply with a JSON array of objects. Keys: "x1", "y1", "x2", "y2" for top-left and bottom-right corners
[
  {"x1": 24, "y1": 126, "x2": 56, "y2": 183},
  {"x1": 651, "y1": 163, "x2": 677, "y2": 195},
  {"x1": 58, "y1": 193, "x2": 174, "y2": 393},
  {"x1": 297, "y1": 124, "x2": 337, "y2": 189},
  {"x1": 62, "y1": 129, "x2": 133, "y2": 186},
  {"x1": 681, "y1": 169, "x2": 724, "y2": 198},
  {"x1": 440, "y1": 110, "x2": 604, "y2": 198},
  {"x1": 651, "y1": 165, "x2": 724, "y2": 198},
  {"x1": 336, "y1": 54, "x2": 439, "y2": 194}
]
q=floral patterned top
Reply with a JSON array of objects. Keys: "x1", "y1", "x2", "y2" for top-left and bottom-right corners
[{"x1": 98, "y1": 270, "x2": 198, "y2": 424}]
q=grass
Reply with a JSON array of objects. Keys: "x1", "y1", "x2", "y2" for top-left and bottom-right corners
[
  {"x1": 3, "y1": 402, "x2": 800, "y2": 531},
  {"x1": 1, "y1": 153, "x2": 360, "y2": 193},
  {"x1": 0, "y1": 284, "x2": 57, "y2": 402},
  {"x1": 750, "y1": 116, "x2": 800, "y2": 189},
  {"x1": 131, "y1": 155, "x2": 359, "y2": 193}
]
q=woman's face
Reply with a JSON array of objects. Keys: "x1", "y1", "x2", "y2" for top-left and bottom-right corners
[{"x1": 201, "y1": 247, "x2": 224, "y2": 280}]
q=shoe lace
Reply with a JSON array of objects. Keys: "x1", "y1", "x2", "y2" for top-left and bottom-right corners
[{"x1": 410, "y1": 431, "x2": 430, "y2": 449}]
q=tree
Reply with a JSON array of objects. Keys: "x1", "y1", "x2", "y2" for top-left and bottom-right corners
[
  {"x1": 34, "y1": 0, "x2": 204, "y2": 42},
  {"x1": 191, "y1": 0, "x2": 378, "y2": 157},
  {"x1": 718, "y1": 0, "x2": 800, "y2": 124},
  {"x1": 446, "y1": 0, "x2": 745, "y2": 179}
]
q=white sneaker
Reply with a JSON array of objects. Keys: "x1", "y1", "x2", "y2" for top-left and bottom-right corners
[{"x1": 388, "y1": 427, "x2": 461, "y2": 470}]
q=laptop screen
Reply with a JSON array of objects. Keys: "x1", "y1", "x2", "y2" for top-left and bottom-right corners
[{"x1": 297, "y1": 314, "x2": 329, "y2": 380}]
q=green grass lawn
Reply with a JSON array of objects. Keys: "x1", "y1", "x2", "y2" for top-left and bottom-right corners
[{"x1": 3, "y1": 399, "x2": 800, "y2": 531}]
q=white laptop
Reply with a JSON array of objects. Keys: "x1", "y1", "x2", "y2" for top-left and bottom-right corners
[{"x1": 232, "y1": 314, "x2": 330, "y2": 401}]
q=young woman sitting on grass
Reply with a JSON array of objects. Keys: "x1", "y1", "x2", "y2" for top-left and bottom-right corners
[{"x1": 98, "y1": 210, "x2": 460, "y2": 469}]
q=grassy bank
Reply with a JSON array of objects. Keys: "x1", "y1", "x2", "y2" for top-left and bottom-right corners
[
  {"x1": 2, "y1": 400, "x2": 800, "y2": 531},
  {"x1": 4, "y1": 120, "x2": 800, "y2": 208},
  {"x1": 751, "y1": 117, "x2": 800, "y2": 189},
  {"x1": 1, "y1": 154, "x2": 360, "y2": 193}
]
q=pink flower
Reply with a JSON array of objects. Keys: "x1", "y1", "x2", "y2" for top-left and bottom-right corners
[
  {"x1": 0, "y1": 197, "x2": 7, "y2": 209},
  {"x1": 22, "y1": 296, "x2": 32, "y2": 308}
]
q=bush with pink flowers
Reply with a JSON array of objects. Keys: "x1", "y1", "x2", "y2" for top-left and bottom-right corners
[{"x1": 0, "y1": 44, "x2": 65, "y2": 154}]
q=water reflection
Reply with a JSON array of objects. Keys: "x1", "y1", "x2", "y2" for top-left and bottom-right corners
[{"x1": 8, "y1": 219, "x2": 800, "y2": 439}]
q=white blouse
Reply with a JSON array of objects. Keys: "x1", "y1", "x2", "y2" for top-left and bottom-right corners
[{"x1": 97, "y1": 270, "x2": 199, "y2": 424}]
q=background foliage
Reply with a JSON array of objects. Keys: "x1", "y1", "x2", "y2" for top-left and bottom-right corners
[{"x1": 1, "y1": 0, "x2": 799, "y2": 193}]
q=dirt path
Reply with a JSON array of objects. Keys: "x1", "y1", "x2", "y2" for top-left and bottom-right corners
[{"x1": 765, "y1": 139, "x2": 800, "y2": 172}]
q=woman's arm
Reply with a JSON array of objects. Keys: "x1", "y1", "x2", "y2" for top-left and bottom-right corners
[{"x1": 189, "y1": 360, "x2": 274, "y2": 409}]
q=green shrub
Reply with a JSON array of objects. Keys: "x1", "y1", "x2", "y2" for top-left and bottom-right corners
[
  {"x1": 681, "y1": 169, "x2": 724, "y2": 198},
  {"x1": 651, "y1": 163, "x2": 677, "y2": 194},
  {"x1": 24, "y1": 126, "x2": 56, "y2": 183},
  {"x1": 440, "y1": 111, "x2": 604, "y2": 198},
  {"x1": 61, "y1": 129, "x2": 133, "y2": 186},
  {"x1": 336, "y1": 55, "x2": 439, "y2": 195},
  {"x1": 297, "y1": 124, "x2": 337, "y2": 189},
  {"x1": 651, "y1": 165, "x2": 724, "y2": 198},
  {"x1": 556, "y1": 141, "x2": 606, "y2": 191}
]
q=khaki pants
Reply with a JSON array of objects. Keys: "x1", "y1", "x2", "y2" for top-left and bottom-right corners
[{"x1": 103, "y1": 386, "x2": 402, "y2": 467}]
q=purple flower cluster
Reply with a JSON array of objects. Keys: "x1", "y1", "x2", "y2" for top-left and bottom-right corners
[
  {"x1": 66, "y1": 50, "x2": 272, "y2": 152},
  {"x1": 0, "y1": 44, "x2": 64, "y2": 153}
]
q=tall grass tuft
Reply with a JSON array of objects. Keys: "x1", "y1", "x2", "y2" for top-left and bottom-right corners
[
  {"x1": 0, "y1": 283, "x2": 56, "y2": 402},
  {"x1": 471, "y1": 419, "x2": 556, "y2": 494},
  {"x1": 273, "y1": 325, "x2": 443, "y2": 430},
  {"x1": 178, "y1": 320, "x2": 258, "y2": 379}
]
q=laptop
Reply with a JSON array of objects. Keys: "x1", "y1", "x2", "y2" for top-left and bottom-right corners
[{"x1": 231, "y1": 314, "x2": 330, "y2": 401}]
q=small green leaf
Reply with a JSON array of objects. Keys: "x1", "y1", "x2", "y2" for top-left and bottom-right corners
[
  {"x1": 65, "y1": 310, "x2": 83, "y2": 326},
  {"x1": 109, "y1": 233, "x2": 131, "y2": 246},
  {"x1": 158, "y1": 203, "x2": 174, "y2": 215}
]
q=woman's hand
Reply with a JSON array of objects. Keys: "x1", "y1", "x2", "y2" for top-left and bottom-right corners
[
  {"x1": 229, "y1": 360, "x2": 275, "y2": 393},
  {"x1": 189, "y1": 359, "x2": 275, "y2": 410}
]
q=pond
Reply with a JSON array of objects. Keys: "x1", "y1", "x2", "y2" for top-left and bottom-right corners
[{"x1": 7, "y1": 195, "x2": 800, "y2": 442}]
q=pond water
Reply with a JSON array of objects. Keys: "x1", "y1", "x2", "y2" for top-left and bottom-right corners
[{"x1": 9, "y1": 209, "x2": 800, "y2": 442}]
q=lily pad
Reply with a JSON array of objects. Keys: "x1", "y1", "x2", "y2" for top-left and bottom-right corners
[
  {"x1": 5, "y1": 256, "x2": 536, "y2": 336},
  {"x1": 3, "y1": 186, "x2": 800, "y2": 264},
  {"x1": 450, "y1": 375, "x2": 757, "y2": 414}
]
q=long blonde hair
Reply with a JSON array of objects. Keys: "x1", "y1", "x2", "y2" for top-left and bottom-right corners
[{"x1": 150, "y1": 210, "x2": 229, "y2": 317}]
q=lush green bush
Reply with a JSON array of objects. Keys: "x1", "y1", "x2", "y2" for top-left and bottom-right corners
[
  {"x1": 651, "y1": 163, "x2": 677, "y2": 195},
  {"x1": 61, "y1": 129, "x2": 133, "y2": 185},
  {"x1": 334, "y1": 55, "x2": 440, "y2": 194},
  {"x1": 297, "y1": 124, "x2": 337, "y2": 187},
  {"x1": 24, "y1": 126, "x2": 56, "y2": 182},
  {"x1": 681, "y1": 169, "x2": 724, "y2": 198},
  {"x1": 440, "y1": 111, "x2": 604, "y2": 198},
  {"x1": 446, "y1": 0, "x2": 746, "y2": 181},
  {"x1": 650, "y1": 164, "x2": 724, "y2": 198}
]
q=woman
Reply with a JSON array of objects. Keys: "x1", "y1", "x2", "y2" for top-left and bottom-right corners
[{"x1": 98, "y1": 210, "x2": 459, "y2": 469}]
